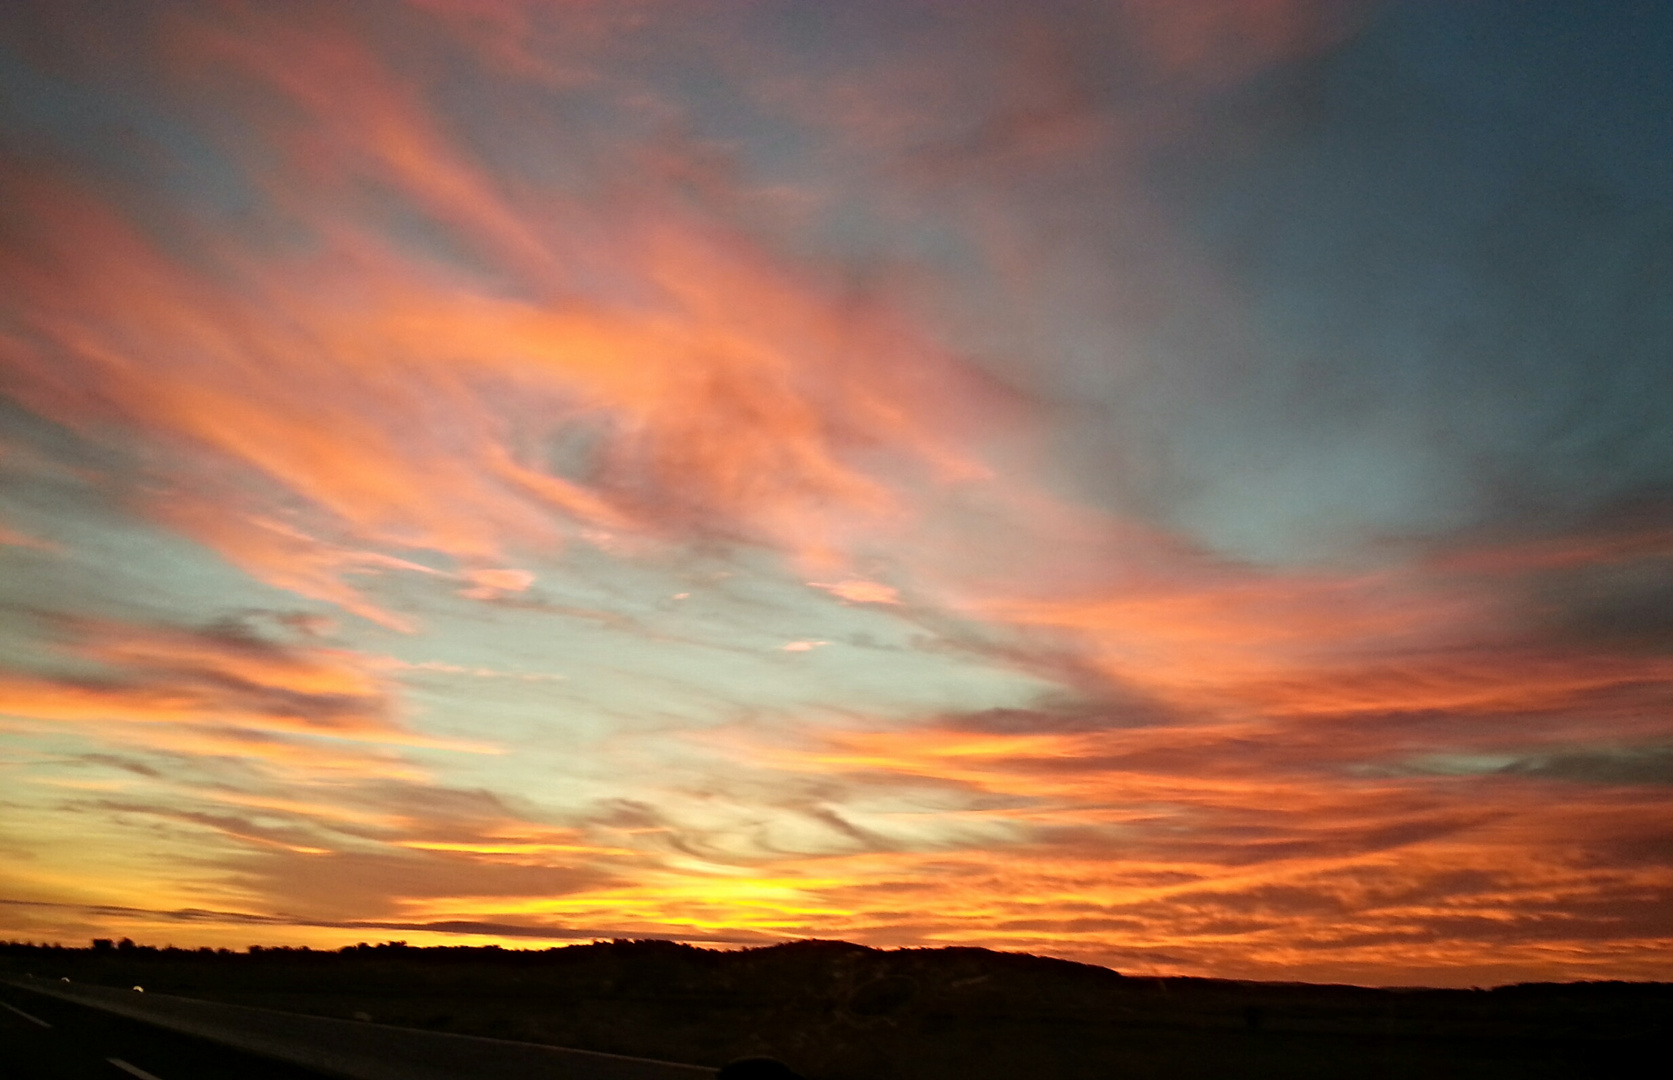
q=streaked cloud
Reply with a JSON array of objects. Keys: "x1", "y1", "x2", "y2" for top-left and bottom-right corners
[
  {"x1": 1, "y1": 0, "x2": 1669, "y2": 985},
  {"x1": 811, "y1": 580, "x2": 902, "y2": 605}
]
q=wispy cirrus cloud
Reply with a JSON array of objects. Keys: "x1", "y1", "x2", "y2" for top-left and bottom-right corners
[
  {"x1": 2, "y1": 0, "x2": 1671, "y2": 985},
  {"x1": 0, "y1": 2, "x2": 1000, "y2": 626},
  {"x1": 0, "y1": 613, "x2": 438, "y2": 744}
]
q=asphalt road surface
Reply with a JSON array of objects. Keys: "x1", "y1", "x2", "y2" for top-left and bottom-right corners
[
  {"x1": 2, "y1": 978, "x2": 716, "y2": 1080},
  {"x1": 0, "y1": 983, "x2": 337, "y2": 1080}
]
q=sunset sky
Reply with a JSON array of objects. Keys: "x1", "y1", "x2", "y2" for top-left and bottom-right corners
[{"x1": 2, "y1": 0, "x2": 1670, "y2": 987}]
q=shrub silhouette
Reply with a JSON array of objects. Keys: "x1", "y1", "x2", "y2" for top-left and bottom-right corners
[{"x1": 849, "y1": 975, "x2": 918, "y2": 1017}]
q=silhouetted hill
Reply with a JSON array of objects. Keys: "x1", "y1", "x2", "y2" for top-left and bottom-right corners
[{"x1": 3, "y1": 939, "x2": 1666, "y2": 1079}]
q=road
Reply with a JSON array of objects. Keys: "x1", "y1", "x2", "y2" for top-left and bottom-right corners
[
  {"x1": 1, "y1": 978, "x2": 718, "y2": 1080},
  {"x1": 0, "y1": 982, "x2": 336, "y2": 1080}
]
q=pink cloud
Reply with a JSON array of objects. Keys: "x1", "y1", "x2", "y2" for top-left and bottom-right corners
[
  {"x1": 458, "y1": 567, "x2": 537, "y2": 600},
  {"x1": 810, "y1": 579, "x2": 902, "y2": 605}
]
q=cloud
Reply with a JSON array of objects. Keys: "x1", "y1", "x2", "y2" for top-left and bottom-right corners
[
  {"x1": 681, "y1": 714, "x2": 1673, "y2": 981},
  {"x1": 369, "y1": 657, "x2": 563, "y2": 682},
  {"x1": 0, "y1": 895, "x2": 771, "y2": 948},
  {"x1": 0, "y1": 522, "x2": 55, "y2": 551},
  {"x1": 0, "y1": 615, "x2": 388, "y2": 735},
  {"x1": 1, "y1": 0, "x2": 1671, "y2": 985},
  {"x1": 1494, "y1": 747, "x2": 1673, "y2": 787},
  {"x1": 458, "y1": 567, "x2": 537, "y2": 600},
  {"x1": 810, "y1": 579, "x2": 901, "y2": 605},
  {"x1": 0, "y1": 6, "x2": 999, "y2": 625},
  {"x1": 670, "y1": 525, "x2": 1673, "y2": 978},
  {"x1": 0, "y1": 612, "x2": 505, "y2": 794}
]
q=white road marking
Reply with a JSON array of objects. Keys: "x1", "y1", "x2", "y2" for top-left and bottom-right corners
[
  {"x1": 0, "y1": 999, "x2": 51, "y2": 1027},
  {"x1": 108, "y1": 1059, "x2": 165, "y2": 1080}
]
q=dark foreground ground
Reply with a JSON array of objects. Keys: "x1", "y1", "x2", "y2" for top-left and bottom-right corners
[
  {"x1": 2, "y1": 940, "x2": 1667, "y2": 1079},
  {"x1": 0, "y1": 981, "x2": 336, "y2": 1080}
]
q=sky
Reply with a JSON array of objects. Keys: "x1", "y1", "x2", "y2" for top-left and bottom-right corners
[{"x1": 1, "y1": 0, "x2": 1670, "y2": 988}]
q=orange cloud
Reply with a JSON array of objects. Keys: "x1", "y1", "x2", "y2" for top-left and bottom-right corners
[
  {"x1": 651, "y1": 714, "x2": 1673, "y2": 983},
  {"x1": 2, "y1": 0, "x2": 1668, "y2": 986},
  {"x1": 0, "y1": 38, "x2": 993, "y2": 616},
  {"x1": 810, "y1": 579, "x2": 901, "y2": 604},
  {"x1": 0, "y1": 522, "x2": 56, "y2": 551},
  {"x1": 0, "y1": 615, "x2": 499, "y2": 763},
  {"x1": 1120, "y1": 0, "x2": 1371, "y2": 87}
]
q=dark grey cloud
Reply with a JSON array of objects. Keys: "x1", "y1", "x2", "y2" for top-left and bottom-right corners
[
  {"x1": 225, "y1": 847, "x2": 618, "y2": 919},
  {"x1": 1497, "y1": 747, "x2": 1673, "y2": 787},
  {"x1": 1528, "y1": 552, "x2": 1673, "y2": 653},
  {"x1": 0, "y1": 610, "x2": 395, "y2": 735},
  {"x1": 940, "y1": 693, "x2": 1175, "y2": 735},
  {"x1": 0, "y1": 896, "x2": 771, "y2": 945}
]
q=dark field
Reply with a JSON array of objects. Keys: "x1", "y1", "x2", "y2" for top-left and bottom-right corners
[{"x1": 2, "y1": 940, "x2": 1667, "y2": 1079}]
